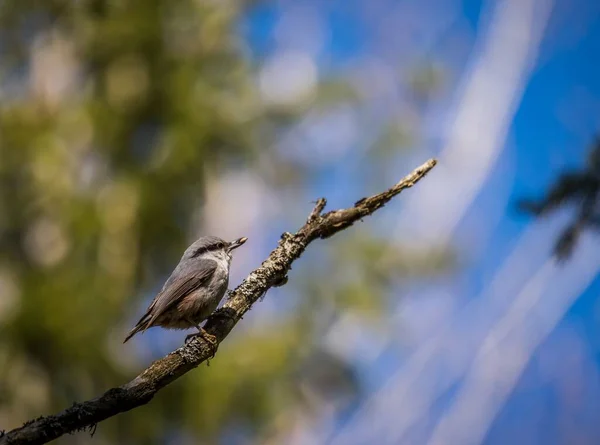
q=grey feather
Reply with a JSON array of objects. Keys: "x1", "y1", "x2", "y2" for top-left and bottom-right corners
[
  {"x1": 124, "y1": 235, "x2": 247, "y2": 343},
  {"x1": 146, "y1": 259, "x2": 217, "y2": 327}
]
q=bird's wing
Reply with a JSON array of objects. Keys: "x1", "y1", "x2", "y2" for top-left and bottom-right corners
[
  {"x1": 124, "y1": 259, "x2": 218, "y2": 343},
  {"x1": 145, "y1": 258, "x2": 218, "y2": 327}
]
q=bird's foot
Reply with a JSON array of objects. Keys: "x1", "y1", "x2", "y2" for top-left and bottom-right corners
[{"x1": 185, "y1": 328, "x2": 219, "y2": 358}]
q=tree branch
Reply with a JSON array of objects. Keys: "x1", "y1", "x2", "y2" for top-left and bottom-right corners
[{"x1": 1, "y1": 159, "x2": 437, "y2": 445}]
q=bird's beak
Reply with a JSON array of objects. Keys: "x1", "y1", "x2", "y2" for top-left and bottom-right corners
[{"x1": 228, "y1": 237, "x2": 248, "y2": 252}]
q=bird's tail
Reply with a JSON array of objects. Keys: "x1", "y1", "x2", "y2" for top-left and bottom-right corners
[{"x1": 123, "y1": 316, "x2": 150, "y2": 343}]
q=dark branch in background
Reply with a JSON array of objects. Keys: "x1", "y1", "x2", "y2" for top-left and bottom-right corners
[
  {"x1": 0, "y1": 159, "x2": 437, "y2": 445},
  {"x1": 518, "y1": 136, "x2": 600, "y2": 260}
]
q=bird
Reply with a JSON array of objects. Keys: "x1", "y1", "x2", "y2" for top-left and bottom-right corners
[{"x1": 124, "y1": 235, "x2": 248, "y2": 345}]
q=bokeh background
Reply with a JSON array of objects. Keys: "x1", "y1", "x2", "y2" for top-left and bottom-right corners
[{"x1": 1, "y1": 0, "x2": 600, "y2": 444}]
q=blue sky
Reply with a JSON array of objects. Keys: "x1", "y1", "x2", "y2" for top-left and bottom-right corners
[{"x1": 241, "y1": 0, "x2": 600, "y2": 444}]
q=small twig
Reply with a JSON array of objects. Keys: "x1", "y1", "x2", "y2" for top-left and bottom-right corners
[
  {"x1": 1, "y1": 159, "x2": 437, "y2": 445},
  {"x1": 307, "y1": 198, "x2": 327, "y2": 224}
]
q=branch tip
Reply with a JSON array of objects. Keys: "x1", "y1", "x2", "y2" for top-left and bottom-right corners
[{"x1": 307, "y1": 198, "x2": 327, "y2": 223}]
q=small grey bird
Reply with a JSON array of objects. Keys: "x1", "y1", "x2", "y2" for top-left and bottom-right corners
[{"x1": 124, "y1": 236, "x2": 247, "y2": 344}]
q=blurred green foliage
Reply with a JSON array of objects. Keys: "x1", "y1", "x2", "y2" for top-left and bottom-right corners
[
  {"x1": 0, "y1": 1, "x2": 451, "y2": 444},
  {"x1": 0, "y1": 0, "x2": 262, "y2": 442}
]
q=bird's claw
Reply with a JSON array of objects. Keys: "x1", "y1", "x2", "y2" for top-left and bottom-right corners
[{"x1": 185, "y1": 328, "x2": 219, "y2": 358}]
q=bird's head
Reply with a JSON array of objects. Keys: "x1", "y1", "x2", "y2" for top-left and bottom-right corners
[{"x1": 183, "y1": 235, "x2": 248, "y2": 261}]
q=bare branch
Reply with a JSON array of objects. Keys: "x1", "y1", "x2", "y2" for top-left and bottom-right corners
[
  {"x1": 1, "y1": 159, "x2": 437, "y2": 445},
  {"x1": 307, "y1": 197, "x2": 327, "y2": 224}
]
